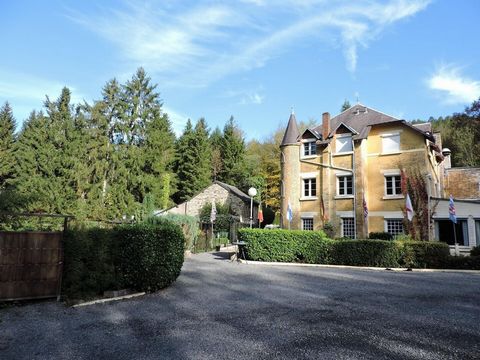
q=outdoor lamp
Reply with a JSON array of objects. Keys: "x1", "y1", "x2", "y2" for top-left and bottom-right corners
[{"x1": 248, "y1": 187, "x2": 257, "y2": 228}]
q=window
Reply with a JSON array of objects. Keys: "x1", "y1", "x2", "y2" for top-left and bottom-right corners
[
  {"x1": 342, "y1": 218, "x2": 355, "y2": 238},
  {"x1": 382, "y1": 134, "x2": 400, "y2": 153},
  {"x1": 303, "y1": 178, "x2": 317, "y2": 197},
  {"x1": 385, "y1": 175, "x2": 401, "y2": 196},
  {"x1": 436, "y1": 220, "x2": 469, "y2": 246},
  {"x1": 302, "y1": 218, "x2": 314, "y2": 231},
  {"x1": 303, "y1": 141, "x2": 317, "y2": 157},
  {"x1": 337, "y1": 176, "x2": 353, "y2": 196},
  {"x1": 336, "y1": 135, "x2": 352, "y2": 153},
  {"x1": 386, "y1": 219, "x2": 404, "y2": 237}
]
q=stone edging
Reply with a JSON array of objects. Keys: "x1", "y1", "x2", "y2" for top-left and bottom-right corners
[{"x1": 237, "y1": 259, "x2": 480, "y2": 274}]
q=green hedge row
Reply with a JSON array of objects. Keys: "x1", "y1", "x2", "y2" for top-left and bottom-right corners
[
  {"x1": 239, "y1": 229, "x2": 333, "y2": 264},
  {"x1": 239, "y1": 229, "x2": 455, "y2": 268},
  {"x1": 62, "y1": 221, "x2": 185, "y2": 299}
]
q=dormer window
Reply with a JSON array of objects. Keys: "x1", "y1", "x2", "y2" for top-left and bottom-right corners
[
  {"x1": 335, "y1": 134, "x2": 352, "y2": 153},
  {"x1": 303, "y1": 140, "x2": 317, "y2": 157}
]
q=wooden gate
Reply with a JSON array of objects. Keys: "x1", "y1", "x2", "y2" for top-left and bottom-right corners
[{"x1": 0, "y1": 231, "x2": 63, "y2": 301}]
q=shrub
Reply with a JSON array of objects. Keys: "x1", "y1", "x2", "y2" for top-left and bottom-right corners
[
  {"x1": 239, "y1": 228, "x2": 332, "y2": 264},
  {"x1": 116, "y1": 222, "x2": 185, "y2": 292},
  {"x1": 368, "y1": 232, "x2": 393, "y2": 240},
  {"x1": 63, "y1": 228, "x2": 121, "y2": 299},
  {"x1": 396, "y1": 241, "x2": 450, "y2": 268},
  {"x1": 145, "y1": 214, "x2": 198, "y2": 251},
  {"x1": 330, "y1": 240, "x2": 400, "y2": 267},
  {"x1": 470, "y1": 246, "x2": 480, "y2": 257},
  {"x1": 446, "y1": 256, "x2": 480, "y2": 270},
  {"x1": 62, "y1": 221, "x2": 185, "y2": 299}
]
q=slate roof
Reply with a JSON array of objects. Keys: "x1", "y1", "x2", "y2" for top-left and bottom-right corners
[
  {"x1": 214, "y1": 181, "x2": 258, "y2": 204},
  {"x1": 280, "y1": 113, "x2": 300, "y2": 146},
  {"x1": 312, "y1": 104, "x2": 434, "y2": 142}
]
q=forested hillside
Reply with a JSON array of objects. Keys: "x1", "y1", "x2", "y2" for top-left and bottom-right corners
[{"x1": 1, "y1": 68, "x2": 478, "y2": 224}]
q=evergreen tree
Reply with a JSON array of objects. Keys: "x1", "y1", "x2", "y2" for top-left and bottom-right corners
[
  {"x1": 218, "y1": 116, "x2": 246, "y2": 185},
  {"x1": 174, "y1": 120, "x2": 197, "y2": 202},
  {"x1": 192, "y1": 118, "x2": 212, "y2": 191},
  {"x1": 0, "y1": 102, "x2": 16, "y2": 189},
  {"x1": 341, "y1": 99, "x2": 351, "y2": 112},
  {"x1": 210, "y1": 126, "x2": 223, "y2": 181}
]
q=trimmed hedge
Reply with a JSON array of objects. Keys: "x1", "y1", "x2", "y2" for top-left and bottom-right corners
[
  {"x1": 398, "y1": 241, "x2": 450, "y2": 268},
  {"x1": 63, "y1": 228, "x2": 120, "y2": 299},
  {"x1": 62, "y1": 221, "x2": 185, "y2": 299},
  {"x1": 239, "y1": 228, "x2": 333, "y2": 264},
  {"x1": 116, "y1": 222, "x2": 185, "y2": 292},
  {"x1": 446, "y1": 256, "x2": 480, "y2": 270},
  {"x1": 330, "y1": 240, "x2": 400, "y2": 267},
  {"x1": 368, "y1": 232, "x2": 393, "y2": 241},
  {"x1": 239, "y1": 229, "x2": 470, "y2": 269}
]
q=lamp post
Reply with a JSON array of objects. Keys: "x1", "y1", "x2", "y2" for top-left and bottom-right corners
[{"x1": 248, "y1": 187, "x2": 257, "y2": 229}]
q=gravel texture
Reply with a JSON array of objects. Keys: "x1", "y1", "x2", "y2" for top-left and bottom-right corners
[{"x1": 1, "y1": 251, "x2": 480, "y2": 359}]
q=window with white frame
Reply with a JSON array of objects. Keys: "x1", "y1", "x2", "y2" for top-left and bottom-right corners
[
  {"x1": 386, "y1": 219, "x2": 404, "y2": 237},
  {"x1": 382, "y1": 133, "x2": 400, "y2": 153},
  {"x1": 337, "y1": 175, "x2": 353, "y2": 196},
  {"x1": 342, "y1": 218, "x2": 355, "y2": 238},
  {"x1": 303, "y1": 178, "x2": 317, "y2": 197},
  {"x1": 335, "y1": 135, "x2": 352, "y2": 153},
  {"x1": 303, "y1": 141, "x2": 317, "y2": 157},
  {"x1": 385, "y1": 175, "x2": 401, "y2": 196},
  {"x1": 302, "y1": 218, "x2": 314, "y2": 231}
]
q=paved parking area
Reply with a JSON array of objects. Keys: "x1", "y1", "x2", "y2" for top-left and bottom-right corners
[{"x1": 1, "y1": 252, "x2": 480, "y2": 359}]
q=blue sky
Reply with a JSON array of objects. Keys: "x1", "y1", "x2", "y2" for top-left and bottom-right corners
[{"x1": 1, "y1": 0, "x2": 479, "y2": 140}]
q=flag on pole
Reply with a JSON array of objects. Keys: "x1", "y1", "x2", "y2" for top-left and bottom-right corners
[
  {"x1": 449, "y1": 195, "x2": 457, "y2": 224},
  {"x1": 287, "y1": 202, "x2": 293, "y2": 222},
  {"x1": 210, "y1": 201, "x2": 217, "y2": 223},
  {"x1": 258, "y1": 203, "x2": 264, "y2": 224},
  {"x1": 363, "y1": 196, "x2": 368, "y2": 221},
  {"x1": 405, "y1": 193, "x2": 414, "y2": 221}
]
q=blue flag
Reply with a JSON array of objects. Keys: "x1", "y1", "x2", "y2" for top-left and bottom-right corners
[{"x1": 449, "y1": 195, "x2": 457, "y2": 224}]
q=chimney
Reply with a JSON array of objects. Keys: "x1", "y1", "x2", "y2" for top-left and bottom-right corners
[{"x1": 322, "y1": 112, "x2": 330, "y2": 139}]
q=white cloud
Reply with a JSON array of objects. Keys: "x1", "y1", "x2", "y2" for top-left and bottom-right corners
[
  {"x1": 428, "y1": 65, "x2": 480, "y2": 105},
  {"x1": 163, "y1": 105, "x2": 190, "y2": 136},
  {"x1": 0, "y1": 70, "x2": 88, "y2": 122},
  {"x1": 69, "y1": 0, "x2": 431, "y2": 85}
]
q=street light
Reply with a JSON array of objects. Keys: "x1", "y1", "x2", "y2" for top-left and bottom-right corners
[{"x1": 248, "y1": 187, "x2": 257, "y2": 229}]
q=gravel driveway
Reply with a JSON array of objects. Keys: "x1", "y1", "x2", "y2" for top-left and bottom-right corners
[{"x1": 1, "y1": 252, "x2": 480, "y2": 359}]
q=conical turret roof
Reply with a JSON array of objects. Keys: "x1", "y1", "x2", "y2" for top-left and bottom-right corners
[{"x1": 281, "y1": 112, "x2": 300, "y2": 146}]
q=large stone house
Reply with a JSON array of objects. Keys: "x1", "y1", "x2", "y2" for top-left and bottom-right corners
[{"x1": 280, "y1": 103, "x2": 480, "y2": 251}]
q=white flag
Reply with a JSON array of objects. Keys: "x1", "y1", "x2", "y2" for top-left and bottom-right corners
[
  {"x1": 210, "y1": 201, "x2": 217, "y2": 223},
  {"x1": 405, "y1": 193, "x2": 414, "y2": 222},
  {"x1": 287, "y1": 202, "x2": 293, "y2": 222}
]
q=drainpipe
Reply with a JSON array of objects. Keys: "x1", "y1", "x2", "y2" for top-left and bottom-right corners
[{"x1": 352, "y1": 144, "x2": 357, "y2": 239}]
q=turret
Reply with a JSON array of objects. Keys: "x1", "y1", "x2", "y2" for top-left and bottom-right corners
[{"x1": 280, "y1": 111, "x2": 301, "y2": 228}]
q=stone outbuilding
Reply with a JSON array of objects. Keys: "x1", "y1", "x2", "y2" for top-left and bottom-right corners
[{"x1": 163, "y1": 181, "x2": 258, "y2": 225}]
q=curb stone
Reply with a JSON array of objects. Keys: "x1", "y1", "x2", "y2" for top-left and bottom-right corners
[{"x1": 237, "y1": 259, "x2": 480, "y2": 274}]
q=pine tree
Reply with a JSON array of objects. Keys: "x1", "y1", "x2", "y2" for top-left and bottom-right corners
[
  {"x1": 218, "y1": 116, "x2": 246, "y2": 185},
  {"x1": 122, "y1": 67, "x2": 175, "y2": 207},
  {"x1": 341, "y1": 99, "x2": 351, "y2": 112},
  {"x1": 192, "y1": 118, "x2": 212, "y2": 191},
  {"x1": 174, "y1": 120, "x2": 197, "y2": 202},
  {"x1": 0, "y1": 102, "x2": 16, "y2": 189},
  {"x1": 210, "y1": 127, "x2": 223, "y2": 181}
]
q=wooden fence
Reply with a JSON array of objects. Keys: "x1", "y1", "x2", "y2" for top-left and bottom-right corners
[{"x1": 0, "y1": 231, "x2": 63, "y2": 301}]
